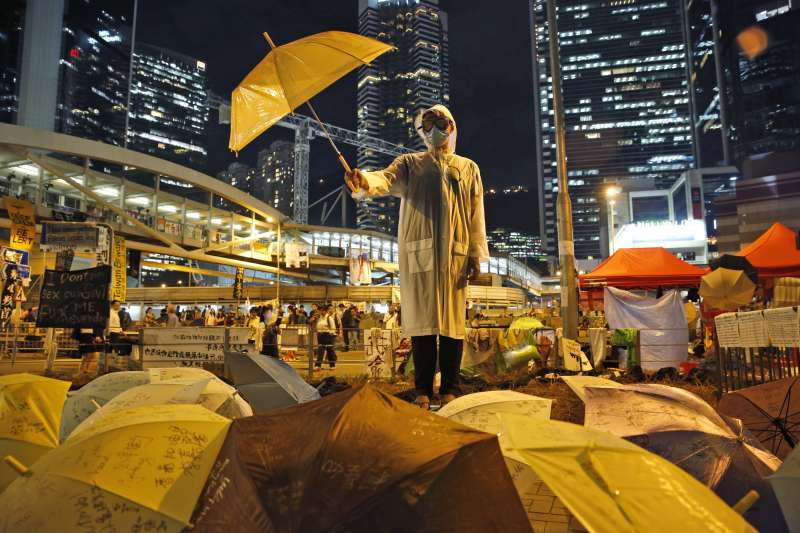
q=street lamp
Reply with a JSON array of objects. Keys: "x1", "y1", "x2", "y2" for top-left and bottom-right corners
[{"x1": 606, "y1": 186, "x2": 621, "y2": 254}]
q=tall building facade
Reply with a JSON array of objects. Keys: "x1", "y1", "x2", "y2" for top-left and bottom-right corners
[
  {"x1": 683, "y1": 0, "x2": 726, "y2": 167},
  {"x1": 57, "y1": 0, "x2": 134, "y2": 146},
  {"x1": 127, "y1": 43, "x2": 209, "y2": 172},
  {"x1": 256, "y1": 140, "x2": 295, "y2": 217},
  {"x1": 0, "y1": 0, "x2": 25, "y2": 124},
  {"x1": 715, "y1": 1, "x2": 800, "y2": 169},
  {"x1": 530, "y1": 0, "x2": 695, "y2": 259},
  {"x1": 356, "y1": 0, "x2": 449, "y2": 235},
  {"x1": 487, "y1": 228, "x2": 545, "y2": 261}
]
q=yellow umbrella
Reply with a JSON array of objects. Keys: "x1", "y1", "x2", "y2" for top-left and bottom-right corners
[
  {"x1": 230, "y1": 30, "x2": 394, "y2": 171},
  {"x1": 700, "y1": 267, "x2": 756, "y2": 311},
  {"x1": 437, "y1": 390, "x2": 551, "y2": 434},
  {"x1": 0, "y1": 404, "x2": 231, "y2": 532},
  {"x1": 499, "y1": 415, "x2": 756, "y2": 533},
  {"x1": 0, "y1": 373, "x2": 70, "y2": 492}
]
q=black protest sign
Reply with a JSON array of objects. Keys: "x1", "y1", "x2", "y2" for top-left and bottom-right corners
[{"x1": 36, "y1": 266, "x2": 111, "y2": 328}]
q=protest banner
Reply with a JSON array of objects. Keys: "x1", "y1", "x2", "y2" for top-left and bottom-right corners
[
  {"x1": 40, "y1": 222, "x2": 100, "y2": 252},
  {"x1": 111, "y1": 235, "x2": 126, "y2": 302},
  {"x1": 36, "y1": 265, "x2": 111, "y2": 328},
  {"x1": 5, "y1": 197, "x2": 36, "y2": 250}
]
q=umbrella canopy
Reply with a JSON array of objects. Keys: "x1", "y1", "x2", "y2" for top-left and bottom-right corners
[
  {"x1": 0, "y1": 404, "x2": 231, "y2": 532},
  {"x1": 700, "y1": 267, "x2": 756, "y2": 311},
  {"x1": 60, "y1": 371, "x2": 151, "y2": 440},
  {"x1": 60, "y1": 368, "x2": 250, "y2": 441},
  {"x1": 718, "y1": 377, "x2": 799, "y2": 460},
  {"x1": 226, "y1": 350, "x2": 320, "y2": 413},
  {"x1": 770, "y1": 446, "x2": 800, "y2": 533},
  {"x1": 437, "y1": 390, "x2": 552, "y2": 434},
  {"x1": 583, "y1": 384, "x2": 786, "y2": 532},
  {"x1": 0, "y1": 373, "x2": 70, "y2": 492},
  {"x1": 713, "y1": 254, "x2": 759, "y2": 284},
  {"x1": 500, "y1": 416, "x2": 756, "y2": 533},
  {"x1": 560, "y1": 375, "x2": 622, "y2": 403},
  {"x1": 190, "y1": 384, "x2": 531, "y2": 532},
  {"x1": 230, "y1": 31, "x2": 393, "y2": 153}
]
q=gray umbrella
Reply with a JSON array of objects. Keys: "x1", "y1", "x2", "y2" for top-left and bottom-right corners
[{"x1": 225, "y1": 349, "x2": 320, "y2": 413}]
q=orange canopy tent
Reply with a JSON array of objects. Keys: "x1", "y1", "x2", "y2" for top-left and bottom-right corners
[
  {"x1": 735, "y1": 222, "x2": 800, "y2": 279},
  {"x1": 579, "y1": 247, "x2": 709, "y2": 289}
]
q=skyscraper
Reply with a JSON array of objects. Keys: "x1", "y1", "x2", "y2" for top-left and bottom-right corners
[
  {"x1": 715, "y1": 1, "x2": 800, "y2": 168},
  {"x1": 57, "y1": 0, "x2": 134, "y2": 146},
  {"x1": 127, "y1": 43, "x2": 209, "y2": 172},
  {"x1": 257, "y1": 140, "x2": 295, "y2": 217},
  {"x1": 356, "y1": 0, "x2": 449, "y2": 235},
  {"x1": 0, "y1": 0, "x2": 25, "y2": 124},
  {"x1": 217, "y1": 162, "x2": 256, "y2": 205},
  {"x1": 683, "y1": 0, "x2": 726, "y2": 167},
  {"x1": 530, "y1": 0, "x2": 695, "y2": 259}
]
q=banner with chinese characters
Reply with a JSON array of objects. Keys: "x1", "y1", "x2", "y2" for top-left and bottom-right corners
[
  {"x1": 5, "y1": 197, "x2": 36, "y2": 250},
  {"x1": 111, "y1": 235, "x2": 126, "y2": 302},
  {"x1": 233, "y1": 267, "x2": 244, "y2": 300}
]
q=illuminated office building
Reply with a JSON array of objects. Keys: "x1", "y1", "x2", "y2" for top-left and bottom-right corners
[
  {"x1": 356, "y1": 0, "x2": 449, "y2": 235},
  {"x1": 530, "y1": 0, "x2": 695, "y2": 259},
  {"x1": 487, "y1": 228, "x2": 545, "y2": 261},
  {"x1": 57, "y1": 0, "x2": 134, "y2": 146},
  {"x1": 127, "y1": 43, "x2": 209, "y2": 172},
  {"x1": 256, "y1": 140, "x2": 295, "y2": 218},
  {"x1": 0, "y1": 0, "x2": 24, "y2": 124}
]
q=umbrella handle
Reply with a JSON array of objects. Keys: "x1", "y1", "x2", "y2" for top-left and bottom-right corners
[
  {"x1": 732, "y1": 490, "x2": 759, "y2": 515},
  {"x1": 3, "y1": 455, "x2": 31, "y2": 477}
]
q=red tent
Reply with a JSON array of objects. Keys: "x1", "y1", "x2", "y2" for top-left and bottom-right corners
[
  {"x1": 579, "y1": 247, "x2": 708, "y2": 289},
  {"x1": 735, "y1": 222, "x2": 800, "y2": 279}
]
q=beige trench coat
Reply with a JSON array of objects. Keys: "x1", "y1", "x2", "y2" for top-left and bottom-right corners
[{"x1": 358, "y1": 105, "x2": 489, "y2": 340}]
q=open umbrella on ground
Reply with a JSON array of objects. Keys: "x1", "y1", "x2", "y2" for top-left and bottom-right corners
[
  {"x1": 560, "y1": 375, "x2": 621, "y2": 402},
  {"x1": 190, "y1": 384, "x2": 531, "y2": 532},
  {"x1": 718, "y1": 376, "x2": 799, "y2": 459},
  {"x1": 60, "y1": 368, "x2": 250, "y2": 441},
  {"x1": 230, "y1": 29, "x2": 393, "y2": 184},
  {"x1": 67, "y1": 377, "x2": 251, "y2": 440},
  {"x1": 0, "y1": 373, "x2": 70, "y2": 492},
  {"x1": 226, "y1": 350, "x2": 320, "y2": 413},
  {"x1": 770, "y1": 446, "x2": 800, "y2": 533},
  {"x1": 700, "y1": 267, "x2": 757, "y2": 311},
  {"x1": 713, "y1": 254, "x2": 759, "y2": 284},
  {"x1": 583, "y1": 383, "x2": 786, "y2": 532},
  {"x1": 0, "y1": 404, "x2": 231, "y2": 532},
  {"x1": 501, "y1": 415, "x2": 755, "y2": 533},
  {"x1": 437, "y1": 390, "x2": 551, "y2": 434},
  {"x1": 59, "y1": 371, "x2": 151, "y2": 440}
]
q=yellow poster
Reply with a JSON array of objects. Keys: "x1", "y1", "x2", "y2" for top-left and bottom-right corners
[
  {"x1": 5, "y1": 197, "x2": 36, "y2": 250},
  {"x1": 111, "y1": 235, "x2": 126, "y2": 302}
]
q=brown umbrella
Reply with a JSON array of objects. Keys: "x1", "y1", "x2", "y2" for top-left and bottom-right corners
[
  {"x1": 718, "y1": 376, "x2": 799, "y2": 460},
  {"x1": 190, "y1": 384, "x2": 531, "y2": 532}
]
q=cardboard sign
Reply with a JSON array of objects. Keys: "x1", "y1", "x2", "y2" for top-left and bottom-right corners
[
  {"x1": 111, "y1": 235, "x2": 126, "y2": 302},
  {"x1": 36, "y1": 266, "x2": 111, "y2": 328},
  {"x1": 5, "y1": 197, "x2": 36, "y2": 250},
  {"x1": 40, "y1": 222, "x2": 100, "y2": 251},
  {"x1": 561, "y1": 337, "x2": 592, "y2": 372}
]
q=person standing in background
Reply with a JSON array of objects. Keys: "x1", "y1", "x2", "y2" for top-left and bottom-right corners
[
  {"x1": 315, "y1": 305, "x2": 337, "y2": 369},
  {"x1": 166, "y1": 304, "x2": 180, "y2": 328}
]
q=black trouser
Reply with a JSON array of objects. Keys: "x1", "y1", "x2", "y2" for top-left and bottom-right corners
[
  {"x1": 109, "y1": 332, "x2": 131, "y2": 356},
  {"x1": 342, "y1": 328, "x2": 353, "y2": 352},
  {"x1": 316, "y1": 332, "x2": 337, "y2": 367},
  {"x1": 411, "y1": 335, "x2": 463, "y2": 398}
]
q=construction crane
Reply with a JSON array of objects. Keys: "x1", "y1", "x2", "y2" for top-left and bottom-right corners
[{"x1": 212, "y1": 95, "x2": 414, "y2": 224}]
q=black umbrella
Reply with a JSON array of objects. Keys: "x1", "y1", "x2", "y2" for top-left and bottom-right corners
[{"x1": 711, "y1": 254, "x2": 759, "y2": 283}]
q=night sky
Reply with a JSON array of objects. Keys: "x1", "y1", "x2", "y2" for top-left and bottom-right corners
[{"x1": 135, "y1": 0, "x2": 538, "y2": 230}]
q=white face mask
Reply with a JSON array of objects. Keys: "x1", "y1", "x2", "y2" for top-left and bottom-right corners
[{"x1": 426, "y1": 126, "x2": 450, "y2": 147}]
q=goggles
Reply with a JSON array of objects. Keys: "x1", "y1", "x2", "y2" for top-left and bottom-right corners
[{"x1": 418, "y1": 114, "x2": 451, "y2": 132}]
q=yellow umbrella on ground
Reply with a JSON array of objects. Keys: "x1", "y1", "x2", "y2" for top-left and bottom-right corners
[
  {"x1": 0, "y1": 373, "x2": 70, "y2": 492},
  {"x1": 700, "y1": 267, "x2": 756, "y2": 311},
  {"x1": 560, "y1": 375, "x2": 622, "y2": 402},
  {"x1": 499, "y1": 415, "x2": 756, "y2": 533},
  {"x1": 230, "y1": 30, "x2": 394, "y2": 171},
  {"x1": 0, "y1": 404, "x2": 231, "y2": 532},
  {"x1": 437, "y1": 390, "x2": 551, "y2": 434}
]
